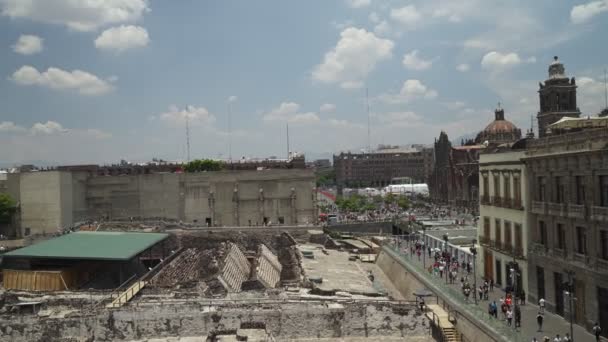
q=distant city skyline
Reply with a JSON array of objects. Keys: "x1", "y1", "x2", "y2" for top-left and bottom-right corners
[{"x1": 1, "y1": 0, "x2": 608, "y2": 165}]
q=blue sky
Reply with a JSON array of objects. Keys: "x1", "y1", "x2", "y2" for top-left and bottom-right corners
[{"x1": 1, "y1": 0, "x2": 607, "y2": 165}]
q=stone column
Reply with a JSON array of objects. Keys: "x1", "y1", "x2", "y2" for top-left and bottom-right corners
[
  {"x1": 258, "y1": 188, "x2": 265, "y2": 226},
  {"x1": 290, "y1": 187, "x2": 297, "y2": 225}
]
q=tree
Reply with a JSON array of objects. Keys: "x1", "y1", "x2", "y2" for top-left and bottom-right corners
[
  {"x1": 315, "y1": 169, "x2": 336, "y2": 187},
  {"x1": 0, "y1": 193, "x2": 16, "y2": 224},
  {"x1": 397, "y1": 195, "x2": 410, "y2": 210},
  {"x1": 183, "y1": 159, "x2": 225, "y2": 172}
]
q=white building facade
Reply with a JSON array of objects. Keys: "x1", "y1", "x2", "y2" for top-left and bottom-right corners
[{"x1": 478, "y1": 148, "x2": 530, "y2": 297}]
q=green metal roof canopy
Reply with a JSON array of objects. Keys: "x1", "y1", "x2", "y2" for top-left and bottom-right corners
[{"x1": 3, "y1": 231, "x2": 169, "y2": 261}]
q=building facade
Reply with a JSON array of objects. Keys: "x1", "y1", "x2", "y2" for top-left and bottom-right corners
[
  {"x1": 1, "y1": 169, "x2": 316, "y2": 237},
  {"x1": 333, "y1": 145, "x2": 433, "y2": 188},
  {"x1": 478, "y1": 145, "x2": 530, "y2": 299}
]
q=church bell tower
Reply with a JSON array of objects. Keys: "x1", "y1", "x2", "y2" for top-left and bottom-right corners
[{"x1": 537, "y1": 56, "x2": 580, "y2": 137}]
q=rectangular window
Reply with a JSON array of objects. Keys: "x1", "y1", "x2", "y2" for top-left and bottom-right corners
[
  {"x1": 504, "y1": 221, "x2": 512, "y2": 249},
  {"x1": 555, "y1": 176, "x2": 565, "y2": 203},
  {"x1": 576, "y1": 176, "x2": 586, "y2": 205},
  {"x1": 514, "y1": 224, "x2": 522, "y2": 252},
  {"x1": 494, "y1": 174, "x2": 500, "y2": 198},
  {"x1": 495, "y1": 219, "x2": 502, "y2": 244},
  {"x1": 601, "y1": 176, "x2": 608, "y2": 207},
  {"x1": 504, "y1": 174, "x2": 511, "y2": 201},
  {"x1": 484, "y1": 217, "x2": 490, "y2": 238},
  {"x1": 514, "y1": 177, "x2": 521, "y2": 204},
  {"x1": 576, "y1": 226, "x2": 587, "y2": 255},
  {"x1": 539, "y1": 220, "x2": 547, "y2": 246},
  {"x1": 556, "y1": 223, "x2": 566, "y2": 250},
  {"x1": 538, "y1": 176, "x2": 546, "y2": 201},
  {"x1": 483, "y1": 176, "x2": 489, "y2": 197},
  {"x1": 602, "y1": 231, "x2": 608, "y2": 261},
  {"x1": 536, "y1": 266, "x2": 545, "y2": 300}
]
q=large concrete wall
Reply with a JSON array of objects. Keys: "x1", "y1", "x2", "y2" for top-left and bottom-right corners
[
  {"x1": 19, "y1": 171, "x2": 72, "y2": 235},
  {"x1": 16, "y1": 169, "x2": 316, "y2": 233},
  {"x1": 0, "y1": 301, "x2": 427, "y2": 342}
]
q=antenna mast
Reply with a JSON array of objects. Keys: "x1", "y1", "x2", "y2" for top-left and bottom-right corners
[
  {"x1": 286, "y1": 122, "x2": 290, "y2": 160},
  {"x1": 228, "y1": 101, "x2": 232, "y2": 162},
  {"x1": 185, "y1": 114, "x2": 191, "y2": 162},
  {"x1": 366, "y1": 87, "x2": 371, "y2": 153}
]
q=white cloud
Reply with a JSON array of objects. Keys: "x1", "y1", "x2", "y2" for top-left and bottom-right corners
[
  {"x1": 12, "y1": 34, "x2": 43, "y2": 55},
  {"x1": 578, "y1": 76, "x2": 608, "y2": 114},
  {"x1": 11, "y1": 65, "x2": 113, "y2": 95},
  {"x1": 373, "y1": 20, "x2": 391, "y2": 36},
  {"x1": 94, "y1": 25, "x2": 149, "y2": 52},
  {"x1": 31, "y1": 121, "x2": 67, "y2": 135},
  {"x1": 402, "y1": 50, "x2": 433, "y2": 71},
  {"x1": 0, "y1": 121, "x2": 26, "y2": 133},
  {"x1": 320, "y1": 103, "x2": 336, "y2": 113},
  {"x1": 345, "y1": 0, "x2": 371, "y2": 8},
  {"x1": 571, "y1": 0, "x2": 608, "y2": 24},
  {"x1": 159, "y1": 105, "x2": 216, "y2": 125},
  {"x1": 0, "y1": 0, "x2": 149, "y2": 31},
  {"x1": 456, "y1": 63, "x2": 470, "y2": 72},
  {"x1": 481, "y1": 51, "x2": 522, "y2": 71},
  {"x1": 228, "y1": 95, "x2": 237, "y2": 102},
  {"x1": 526, "y1": 56, "x2": 537, "y2": 63},
  {"x1": 312, "y1": 27, "x2": 394, "y2": 88},
  {"x1": 263, "y1": 102, "x2": 320, "y2": 124},
  {"x1": 84, "y1": 128, "x2": 112, "y2": 139},
  {"x1": 390, "y1": 5, "x2": 422, "y2": 29},
  {"x1": 378, "y1": 79, "x2": 438, "y2": 104}
]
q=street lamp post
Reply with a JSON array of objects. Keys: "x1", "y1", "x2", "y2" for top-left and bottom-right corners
[
  {"x1": 470, "y1": 240, "x2": 478, "y2": 305},
  {"x1": 443, "y1": 233, "x2": 449, "y2": 284},
  {"x1": 564, "y1": 270, "x2": 576, "y2": 342},
  {"x1": 510, "y1": 261, "x2": 519, "y2": 331}
]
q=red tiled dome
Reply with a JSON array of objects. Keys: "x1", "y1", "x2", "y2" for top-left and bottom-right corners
[{"x1": 483, "y1": 119, "x2": 518, "y2": 134}]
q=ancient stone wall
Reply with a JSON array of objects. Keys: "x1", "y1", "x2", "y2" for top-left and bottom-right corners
[
  {"x1": 218, "y1": 244, "x2": 251, "y2": 292},
  {"x1": 252, "y1": 244, "x2": 282, "y2": 288},
  {"x1": 0, "y1": 301, "x2": 427, "y2": 342}
]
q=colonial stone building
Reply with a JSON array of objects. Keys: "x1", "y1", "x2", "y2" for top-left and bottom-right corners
[
  {"x1": 430, "y1": 107, "x2": 522, "y2": 209},
  {"x1": 333, "y1": 145, "x2": 434, "y2": 188},
  {"x1": 478, "y1": 142, "x2": 529, "y2": 299},
  {"x1": 524, "y1": 58, "x2": 608, "y2": 336}
]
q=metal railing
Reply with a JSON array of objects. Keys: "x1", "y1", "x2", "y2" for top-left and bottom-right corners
[{"x1": 382, "y1": 241, "x2": 520, "y2": 341}]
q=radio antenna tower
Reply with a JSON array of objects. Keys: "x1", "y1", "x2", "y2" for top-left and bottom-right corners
[
  {"x1": 366, "y1": 87, "x2": 371, "y2": 153},
  {"x1": 185, "y1": 114, "x2": 191, "y2": 162},
  {"x1": 228, "y1": 100, "x2": 233, "y2": 162},
  {"x1": 286, "y1": 122, "x2": 290, "y2": 160}
]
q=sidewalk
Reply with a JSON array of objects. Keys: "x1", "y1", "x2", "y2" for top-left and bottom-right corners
[{"x1": 389, "y1": 239, "x2": 600, "y2": 342}]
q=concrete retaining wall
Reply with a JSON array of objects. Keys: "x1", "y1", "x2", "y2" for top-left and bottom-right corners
[
  {"x1": 326, "y1": 221, "x2": 393, "y2": 234},
  {"x1": 0, "y1": 301, "x2": 427, "y2": 342}
]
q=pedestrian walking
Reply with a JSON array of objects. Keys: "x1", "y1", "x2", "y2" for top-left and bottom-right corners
[
  {"x1": 520, "y1": 290, "x2": 526, "y2": 305},
  {"x1": 539, "y1": 298, "x2": 545, "y2": 314},
  {"x1": 490, "y1": 278, "x2": 494, "y2": 291},
  {"x1": 537, "y1": 312, "x2": 544, "y2": 332},
  {"x1": 491, "y1": 301, "x2": 498, "y2": 318},
  {"x1": 553, "y1": 334, "x2": 562, "y2": 342},
  {"x1": 515, "y1": 305, "x2": 521, "y2": 328},
  {"x1": 506, "y1": 309, "x2": 513, "y2": 326},
  {"x1": 478, "y1": 285, "x2": 484, "y2": 301},
  {"x1": 563, "y1": 333, "x2": 571, "y2": 342},
  {"x1": 593, "y1": 322, "x2": 602, "y2": 342}
]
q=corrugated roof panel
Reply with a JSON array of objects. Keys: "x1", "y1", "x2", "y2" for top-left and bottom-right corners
[{"x1": 3, "y1": 231, "x2": 168, "y2": 261}]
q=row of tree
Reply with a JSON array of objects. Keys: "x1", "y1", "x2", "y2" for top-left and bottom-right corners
[
  {"x1": 0, "y1": 193, "x2": 16, "y2": 224},
  {"x1": 182, "y1": 159, "x2": 225, "y2": 172},
  {"x1": 334, "y1": 193, "x2": 410, "y2": 213}
]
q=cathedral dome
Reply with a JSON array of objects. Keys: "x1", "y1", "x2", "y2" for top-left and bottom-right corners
[{"x1": 475, "y1": 107, "x2": 522, "y2": 144}]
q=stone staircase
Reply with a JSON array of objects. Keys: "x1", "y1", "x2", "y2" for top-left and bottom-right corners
[
  {"x1": 425, "y1": 304, "x2": 462, "y2": 342},
  {"x1": 441, "y1": 326, "x2": 461, "y2": 342},
  {"x1": 106, "y1": 281, "x2": 146, "y2": 308}
]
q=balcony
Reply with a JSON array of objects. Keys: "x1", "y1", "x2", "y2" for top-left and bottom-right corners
[
  {"x1": 573, "y1": 253, "x2": 589, "y2": 265},
  {"x1": 480, "y1": 194, "x2": 490, "y2": 205},
  {"x1": 529, "y1": 242, "x2": 549, "y2": 256},
  {"x1": 501, "y1": 197, "x2": 512, "y2": 208},
  {"x1": 531, "y1": 201, "x2": 547, "y2": 215},
  {"x1": 513, "y1": 246, "x2": 525, "y2": 259},
  {"x1": 567, "y1": 204, "x2": 585, "y2": 219},
  {"x1": 547, "y1": 202, "x2": 567, "y2": 217},
  {"x1": 552, "y1": 248, "x2": 567, "y2": 259},
  {"x1": 479, "y1": 235, "x2": 490, "y2": 245},
  {"x1": 490, "y1": 196, "x2": 500, "y2": 206},
  {"x1": 591, "y1": 206, "x2": 608, "y2": 222},
  {"x1": 512, "y1": 198, "x2": 524, "y2": 210}
]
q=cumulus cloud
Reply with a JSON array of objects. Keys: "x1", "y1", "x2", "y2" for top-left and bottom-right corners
[
  {"x1": 31, "y1": 121, "x2": 67, "y2": 135},
  {"x1": 402, "y1": 50, "x2": 433, "y2": 71},
  {"x1": 373, "y1": 20, "x2": 391, "y2": 36},
  {"x1": 11, "y1": 65, "x2": 113, "y2": 95},
  {"x1": 345, "y1": 0, "x2": 371, "y2": 8},
  {"x1": 378, "y1": 79, "x2": 438, "y2": 104},
  {"x1": 390, "y1": 5, "x2": 422, "y2": 29},
  {"x1": 0, "y1": 121, "x2": 26, "y2": 133},
  {"x1": 0, "y1": 0, "x2": 149, "y2": 31},
  {"x1": 263, "y1": 102, "x2": 320, "y2": 124},
  {"x1": 578, "y1": 76, "x2": 608, "y2": 113},
  {"x1": 456, "y1": 63, "x2": 470, "y2": 72},
  {"x1": 159, "y1": 105, "x2": 216, "y2": 125},
  {"x1": 571, "y1": 0, "x2": 608, "y2": 24},
  {"x1": 481, "y1": 51, "x2": 522, "y2": 71},
  {"x1": 12, "y1": 34, "x2": 43, "y2": 55},
  {"x1": 312, "y1": 27, "x2": 394, "y2": 89},
  {"x1": 369, "y1": 12, "x2": 380, "y2": 23},
  {"x1": 94, "y1": 25, "x2": 149, "y2": 52},
  {"x1": 320, "y1": 103, "x2": 336, "y2": 113}
]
